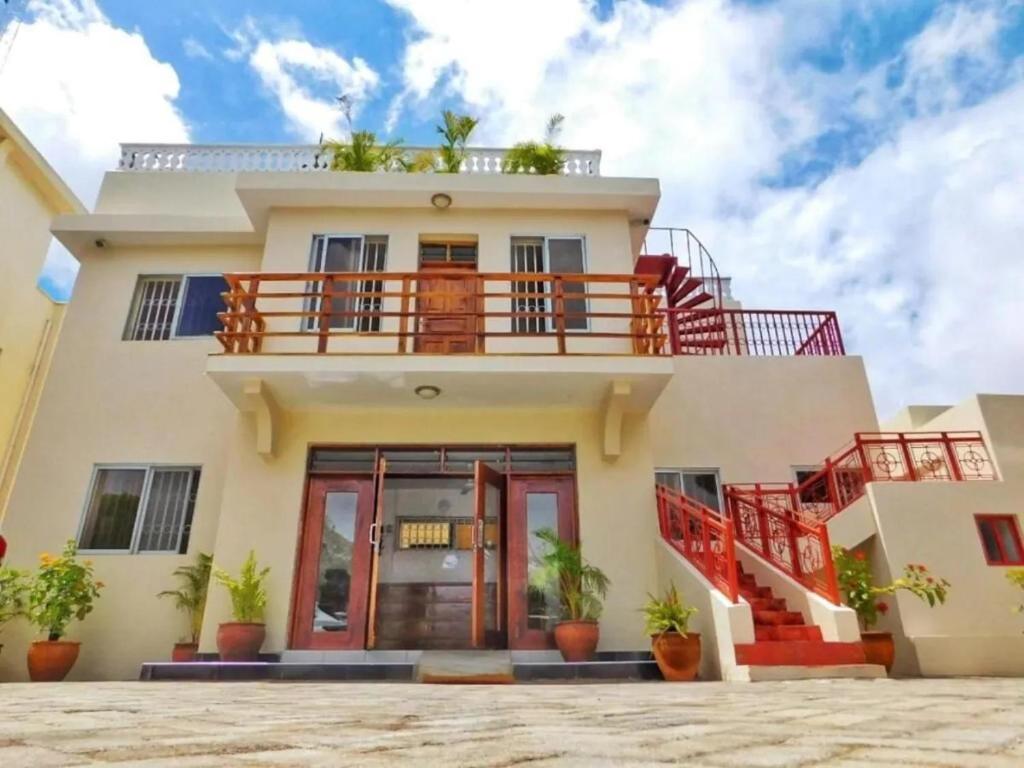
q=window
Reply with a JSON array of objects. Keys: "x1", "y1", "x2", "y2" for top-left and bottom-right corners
[
  {"x1": 655, "y1": 469, "x2": 722, "y2": 512},
  {"x1": 975, "y1": 515, "x2": 1024, "y2": 565},
  {"x1": 125, "y1": 275, "x2": 230, "y2": 340},
  {"x1": 307, "y1": 235, "x2": 388, "y2": 332},
  {"x1": 511, "y1": 236, "x2": 587, "y2": 333},
  {"x1": 794, "y1": 466, "x2": 829, "y2": 505},
  {"x1": 78, "y1": 466, "x2": 201, "y2": 553},
  {"x1": 419, "y1": 239, "x2": 478, "y2": 264}
]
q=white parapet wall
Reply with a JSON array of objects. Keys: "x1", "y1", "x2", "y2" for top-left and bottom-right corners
[{"x1": 654, "y1": 539, "x2": 755, "y2": 682}]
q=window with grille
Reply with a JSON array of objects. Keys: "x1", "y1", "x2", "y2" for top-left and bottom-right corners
[
  {"x1": 307, "y1": 235, "x2": 388, "y2": 331},
  {"x1": 510, "y1": 236, "x2": 587, "y2": 333},
  {"x1": 655, "y1": 469, "x2": 722, "y2": 512},
  {"x1": 124, "y1": 275, "x2": 229, "y2": 340},
  {"x1": 975, "y1": 515, "x2": 1024, "y2": 566},
  {"x1": 77, "y1": 466, "x2": 200, "y2": 553}
]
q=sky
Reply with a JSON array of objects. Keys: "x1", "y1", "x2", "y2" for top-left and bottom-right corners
[{"x1": 1, "y1": 0, "x2": 1022, "y2": 416}]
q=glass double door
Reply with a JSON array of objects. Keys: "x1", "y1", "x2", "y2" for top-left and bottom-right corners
[{"x1": 292, "y1": 461, "x2": 508, "y2": 650}]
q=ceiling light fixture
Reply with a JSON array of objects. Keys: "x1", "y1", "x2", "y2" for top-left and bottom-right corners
[
  {"x1": 430, "y1": 193, "x2": 452, "y2": 210},
  {"x1": 414, "y1": 385, "x2": 442, "y2": 400}
]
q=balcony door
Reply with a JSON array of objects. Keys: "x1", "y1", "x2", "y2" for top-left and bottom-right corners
[{"x1": 415, "y1": 240, "x2": 480, "y2": 354}]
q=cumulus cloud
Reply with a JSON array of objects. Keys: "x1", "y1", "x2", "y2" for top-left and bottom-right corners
[
  {"x1": 182, "y1": 36, "x2": 214, "y2": 61},
  {"x1": 229, "y1": 18, "x2": 379, "y2": 141},
  {"x1": 0, "y1": 0, "x2": 189, "y2": 297},
  {"x1": 386, "y1": 0, "x2": 1024, "y2": 413}
]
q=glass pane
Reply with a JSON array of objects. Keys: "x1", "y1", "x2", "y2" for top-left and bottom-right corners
[
  {"x1": 382, "y1": 449, "x2": 443, "y2": 473},
  {"x1": 79, "y1": 469, "x2": 146, "y2": 550},
  {"x1": 483, "y1": 480, "x2": 501, "y2": 633},
  {"x1": 419, "y1": 243, "x2": 448, "y2": 261},
  {"x1": 509, "y1": 449, "x2": 575, "y2": 472},
  {"x1": 978, "y1": 520, "x2": 1002, "y2": 562},
  {"x1": 683, "y1": 472, "x2": 720, "y2": 511},
  {"x1": 314, "y1": 491, "x2": 358, "y2": 633},
  {"x1": 450, "y1": 245, "x2": 478, "y2": 262},
  {"x1": 526, "y1": 493, "x2": 561, "y2": 631},
  {"x1": 444, "y1": 450, "x2": 506, "y2": 473},
  {"x1": 309, "y1": 449, "x2": 377, "y2": 473},
  {"x1": 323, "y1": 237, "x2": 363, "y2": 330},
  {"x1": 137, "y1": 469, "x2": 192, "y2": 552},
  {"x1": 655, "y1": 472, "x2": 681, "y2": 491},
  {"x1": 548, "y1": 238, "x2": 586, "y2": 331},
  {"x1": 176, "y1": 276, "x2": 229, "y2": 337},
  {"x1": 995, "y1": 519, "x2": 1023, "y2": 563}
]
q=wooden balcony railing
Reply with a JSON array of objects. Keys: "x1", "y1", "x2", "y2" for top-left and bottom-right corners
[{"x1": 215, "y1": 271, "x2": 667, "y2": 356}]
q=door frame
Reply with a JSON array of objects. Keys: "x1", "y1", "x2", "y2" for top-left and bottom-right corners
[
  {"x1": 290, "y1": 476, "x2": 376, "y2": 650},
  {"x1": 507, "y1": 476, "x2": 578, "y2": 650},
  {"x1": 414, "y1": 259, "x2": 481, "y2": 354}
]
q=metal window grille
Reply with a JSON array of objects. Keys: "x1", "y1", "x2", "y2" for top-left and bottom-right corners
[
  {"x1": 136, "y1": 469, "x2": 198, "y2": 552},
  {"x1": 511, "y1": 238, "x2": 547, "y2": 334},
  {"x1": 126, "y1": 277, "x2": 182, "y2": 340}
]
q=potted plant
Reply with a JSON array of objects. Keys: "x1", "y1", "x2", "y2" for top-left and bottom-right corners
[
  {"x1": 833, "y1": 546, "x2": 950, "y2": 672},
  {"x1": 158, "y1": 552, "x2": 212, "y2": 662},
  {"x1": 531, "y1": 528, "x2": 610, "y2": 662},
  {"x1": 503, "y1": 114, "x2": 568, "y2": 175},
  {"x1": 642, "y1": 584, "x2": 700, "y2": 681},
  {"x1": 213, "y1": 551, "x2": 270, "y2": 662},
  {"x1": 25, "y1": 540, "x2": 104, "y2": 681},
  {"x1": 323, "y1": 130, "x2": 407, "y2": 172},
  {"x1": 0, "y1": 564, "x2": 29, "y2": 658},
  {"x1": 1008, "y1": 569, "x2": 1024, "y2": 622},
  {"x1": 436, "y1": 110, "x2": 479, "y2": 173}
]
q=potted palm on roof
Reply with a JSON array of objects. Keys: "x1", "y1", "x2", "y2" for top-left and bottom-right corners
[
  {"x1": 213, "y1": 551, "x2": 270, "y2": 662},
  {"x1": 158, "y1": 552, "x2": 212, "y2": 662},
  {"x1": 531, "y1": 528, "x2": 610, "y2": 662}
]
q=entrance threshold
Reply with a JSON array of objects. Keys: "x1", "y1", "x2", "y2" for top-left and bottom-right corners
[{"x1": 416, "y1": 651, "x2": 514, "y2": 684}]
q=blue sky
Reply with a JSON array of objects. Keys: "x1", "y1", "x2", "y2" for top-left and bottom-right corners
[{"x1": 1, "y1": 0, "x2": 1023, "y2": 413}]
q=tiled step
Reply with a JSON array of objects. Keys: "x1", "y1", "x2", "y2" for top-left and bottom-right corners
[
  {"x1": 752, "y1": 609, "x2": 806, "y2": 626},
  {"x1": 740, "y1": 586, "x2": 774, "y2": 600},
  {"x1": 755, "y1": 625, "x2": 823, "y2": 642},
  {"x1": 747, "y1": 597, "x2": 788, "y2": 612},
  {"x1": 735, "y1": 641, "x2": 867, "y2": 667}
]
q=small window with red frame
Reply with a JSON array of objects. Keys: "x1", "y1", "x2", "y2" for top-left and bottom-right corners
[{"x1": 975, "y1": 515, "x2": 1024, "y2": 565}]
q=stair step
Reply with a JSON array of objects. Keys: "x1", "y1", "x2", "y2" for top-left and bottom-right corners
[
  {"x1": 678, "y1": 290, "x2": 714, "y2": 310},
  {"x1": 755, "y1": 625, "x2": 823, "y2": 642},
  {"x1": 669, "y1": 277, "x2": 702, "y2": 305},
  {"x1": 739, "y1": 586, "x2": 774, "y2": 600},
  {"x1": 633, "y1": 254, "x2": 676, "y2": 282},
  {"x1": 748, "y1": 597, "x2": 788, "y2": 612},
  {"x1": 752, "y1": 610, "x2": 806, "y2": 626},
  {"x1": 664, "y1": 265, "x2": 692, "y2": 297},
  {"x1": 677, "y1": 338, "x2": 727, "y2": 349},
  {"x1": 735, "y1": 641, "x2": 867, "y2": 667}
]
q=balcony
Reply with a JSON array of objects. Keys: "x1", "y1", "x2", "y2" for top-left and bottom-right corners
[
  {"x1": 118, "y1": 144, "x2": 602, "y2": 176},
  {"x1": 205, "y1": 270, "x2": 675, "y2": 457},
  {"x1": 667, "y1": 309, "x2": 845, "y2": 356}
]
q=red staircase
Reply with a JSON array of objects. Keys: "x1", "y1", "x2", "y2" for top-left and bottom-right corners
[{"x1": 733, "y1": 560, "x2": 866, "y2": 667}]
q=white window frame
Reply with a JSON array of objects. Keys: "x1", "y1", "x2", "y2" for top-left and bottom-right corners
[
  {"x1": 306, "y1": 234, "x2": 388, "y2": 332},
  {"x1": 510, "y1": 234, "x2": 590, "y2": 333},
  {"x1": 75, "y1": 464, "x2": 201, "y2": 555},
  {"x1": 124, "y1": 273, "x2": 226, "y2": 341},
  {"x1": 654, "y1": 467, "x2": 724, "y2": 512}
]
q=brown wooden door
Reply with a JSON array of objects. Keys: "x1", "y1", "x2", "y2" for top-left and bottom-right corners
[
  {"x1": 472, "y1": 461, "x2": 505, "y2": 648},
  {"x1": 292, "y1": 477, "x2": 375, "y2": 650},
  {"x1": 507, "y1": 477, "x2": 577, "y2": 650},
  {"x1": 414, "y1": 263, "x2": 479, "y2": 353}
]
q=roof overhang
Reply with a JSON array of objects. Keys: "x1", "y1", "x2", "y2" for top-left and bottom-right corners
[{"x1": 51, "y1": 213, "x2": 262, "y2": 254}]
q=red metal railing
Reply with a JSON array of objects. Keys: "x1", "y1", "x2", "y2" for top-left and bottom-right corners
[
  {"x1": 725, "y1": 431, "x2": 997, "y2": 524},
  {"x1": 656, "y1": 485, "x2": 739, "y2": 602},
  {"x1": 665, "y1": 308, "x2": 845, "y2": 356},
  {"x1": 725, "y1": 490, "x2": 840, "y2": 604}
]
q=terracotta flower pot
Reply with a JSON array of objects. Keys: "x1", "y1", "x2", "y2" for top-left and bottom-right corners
[
  {"x1": 171, "y1": 642, "x2": 199, "y2": 663},
  {"x1": 27, "y1": 640, "x2": 81, "y2": 682},
  {"x1": 861, "y1": 630, "x2": 895, "y2": 672},
  {"x1": 651, "y1": 632, "x2": 701, "y2": 681},
  {"x1": 216, "y1": 622, "x2": 266, "y2": 662},
  {"x1": 554, "y1": 620, "x2": 599, "y2": 662}
]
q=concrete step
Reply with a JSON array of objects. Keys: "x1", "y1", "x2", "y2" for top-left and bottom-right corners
[
  {"x1": 754, "y1": 624, "x2": 823, "y2": 642},
  {"x1": 734, "y1": 641, "x2": 867, "y2": 667},
  {"x1": 752, "y1": 609, "x2": 806, "y2": 626},
  {"x1": 415, "y1": 651, "x2": 515, "y2": 684}
]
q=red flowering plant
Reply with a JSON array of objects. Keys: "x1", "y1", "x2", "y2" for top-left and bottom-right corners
[{"x1": 832, "y1": 546, "x2": 950, "y2": 631}]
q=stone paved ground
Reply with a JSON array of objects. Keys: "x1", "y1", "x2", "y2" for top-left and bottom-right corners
[{"x1": 1, "y1": 678, "x2": 1024, "y2": 767}]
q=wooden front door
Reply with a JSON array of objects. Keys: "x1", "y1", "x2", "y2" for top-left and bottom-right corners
[
  {"x1": 507, "y1": 477, "x2": 577, "y2": 650},
  {"x1": 414, "y1": 262, "x2": 479, "y2": 353},
  {"x1": 292, "y1": 477, "x2": 375, "y2": 650}
]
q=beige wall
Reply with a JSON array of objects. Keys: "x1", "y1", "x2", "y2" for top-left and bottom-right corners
[
  {"x1": 0, "y1": 245, "x2": 259, "y2": 681},
  {"x1": 649, "y1": 356, "x2": 879, "y2": 485}
]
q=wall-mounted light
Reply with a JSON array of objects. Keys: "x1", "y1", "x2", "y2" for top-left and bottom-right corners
[
  {"x1": 430, "y1": 193, "x2": 452, "y2": 210},
  {"x1": 414, "y1": 384, "x2": 442, "y2": 400}
]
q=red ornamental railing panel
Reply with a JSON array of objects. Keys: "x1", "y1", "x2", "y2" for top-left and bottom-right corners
[
  {"x1": 656, "y1": 485, "x2": 739, "y2": 603},
  {"x1": 725, "y1": 492, "x2": 840, "y2": 604}
]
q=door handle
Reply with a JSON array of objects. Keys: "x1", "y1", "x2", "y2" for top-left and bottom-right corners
[
  {"x1": 369, "y1": 522, "x2": 380, "y2": 549},
  {"x1": 477, "y1": 519, "x2": 485, "y2": 549}
]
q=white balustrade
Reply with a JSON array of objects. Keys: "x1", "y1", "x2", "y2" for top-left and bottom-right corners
[{"x1": 118, "y1": 144, "x2": 602, "y2": 176}]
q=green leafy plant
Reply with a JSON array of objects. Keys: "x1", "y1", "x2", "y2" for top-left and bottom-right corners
[
  {"x1": 503, "y1": 113, "x2": 568, "y2": 175},
  {"x1": 643, "y1": 583, "x2": 697, "y2": 637},
  {"x1": 833, "y1": 546, "x2": 950, "y2": 630},
  {"x1": 27, "y1": 540, "x2": 104, "y2": 641},
  {"x1": 323, "y1": 130, "x2": 406, "y2": 172},
  {"x1": 437, "y1": 110, "x2": 479, "y2": 173},
  {"x1": 529, "y1": 528, "x2": 609, "y2": 621},
  {"x1": 214, "y1": 551, "x2": 270, "y2": 624},
  {"x1": 1007, "y1": 568, "x2": 1024, "y2": 620},
  {"x1": 158, "y1": 552, "x2": 213, "y2": 644},
  {"x1": 0, "y1": 565, "x2": 30, "y2": 635}
]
